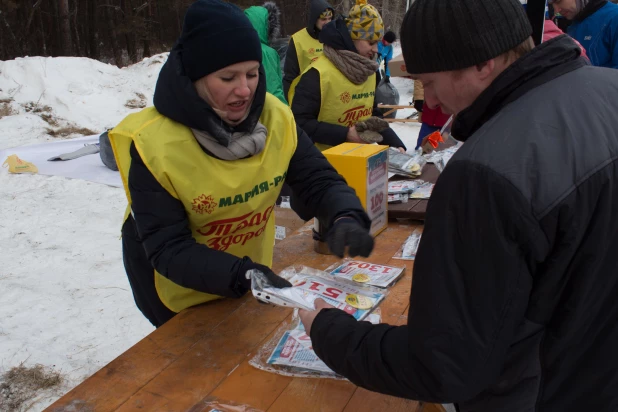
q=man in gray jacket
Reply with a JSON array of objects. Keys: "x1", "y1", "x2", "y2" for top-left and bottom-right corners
[{"x1": 300, "y1": 0, "x2": 618, "y2": 410}]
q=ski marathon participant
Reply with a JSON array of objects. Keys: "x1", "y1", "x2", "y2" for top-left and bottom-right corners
[
  {"x1": 300, "y1": 0, "x2": 618, "y2": 409},
  {"x1": 109, "y1": 0, "x2": 374, "y2": 328},
  {"x1": 412, "y1": 79, "x2": 450, "y2": 149},
  {"x1": 550, "y1": 0, "x2": 618, "y2": 68},
  {"x1": 289, "y1": 0, "x2": 407, "y2": 152},
  {"x1": 376, "y1": 30, "x2": 396, "y2": 84},
  {"x1": 244, "y1": 2, "x2": 287, "y2": 104},
  {"x1": 282, "y1": 0, "x2": 334, "y2": 99}
]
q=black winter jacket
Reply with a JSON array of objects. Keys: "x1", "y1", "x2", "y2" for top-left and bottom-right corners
[
  {"x1": 310, "y1": 36, "x2": 618, "y2": 411},
  {"x1": 122, "y1": 48, "x2": 370, "y2": 327},
  {"x1": 291, "y1": 18, "x2": 406, "y2": 150},
  {"x1": 282, "y1": 0, "x2": 332, "y2": 97}
]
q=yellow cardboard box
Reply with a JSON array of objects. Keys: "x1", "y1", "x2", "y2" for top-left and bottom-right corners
[{"x1": 323, "y1": 143, "x2": 389, "y2": 236}]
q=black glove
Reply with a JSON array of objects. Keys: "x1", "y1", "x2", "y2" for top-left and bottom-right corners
[
  {"x1": 326, "y1": 217, "x2": 374, "y2": 258},
  {"x1": 384, "y1": 75, "x2": 390, "y2": 84},
  {"x1": 241, "y1": 260, "x2": 293, "y2": 289},
  {"x1": 414, "y1": 100, "x2": 424, "y2": 112}
]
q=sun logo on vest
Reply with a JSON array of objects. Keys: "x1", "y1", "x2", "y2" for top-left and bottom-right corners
[
  {"x1": 340, "y1": 92, "x2": 351, "y2": 104},
  {"x1": 192, "y1": 194, "x2": 217, "y2": 215}
]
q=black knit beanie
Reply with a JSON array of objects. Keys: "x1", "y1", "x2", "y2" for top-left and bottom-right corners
[
  {"x1": 179, "y1": 0, "x2": 263, "y2": 82},
  {"x1": 401, "y1": 0, "x2": 533, "y2": 74}
]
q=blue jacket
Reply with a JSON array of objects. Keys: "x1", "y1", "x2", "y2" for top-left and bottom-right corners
[
  {"x1": 568, "y1": 1, "x2": 618, "y2": 68},
  {"x1": 377, "y1": 42, "x2": 393, "y2": 77}
]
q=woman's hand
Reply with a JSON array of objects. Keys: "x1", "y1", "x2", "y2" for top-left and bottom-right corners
[{"x1": 347, "y1": 126, "x2": 364, "y2": 143}]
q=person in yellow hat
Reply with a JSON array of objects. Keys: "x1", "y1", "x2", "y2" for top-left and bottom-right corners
[
  {"x1": 289, "y1": 0, "x2": 406, "y2": 152},
  {"x1": 110, "y1": 0, "x2": 374, "y2": 328},
  {"x1": 282, "y1": 0, "x2": 334, "y2": 100}
]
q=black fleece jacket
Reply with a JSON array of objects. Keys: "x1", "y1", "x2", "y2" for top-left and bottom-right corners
[{"x1": 310, "y1": 36, "x2": 618, "y2": 411}]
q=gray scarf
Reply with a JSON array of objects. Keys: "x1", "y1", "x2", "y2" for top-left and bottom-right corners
[
  {"x1": 192, "y1": 122, "x2": 268, "y2": 160},
  {"x1": 323, "y1": 45, "x2": 379, "y2": 85}
]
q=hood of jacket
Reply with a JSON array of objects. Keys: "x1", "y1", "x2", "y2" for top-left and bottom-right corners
[
  {"x1": 152, "y1": 45, "x2": 267, "y2": 147},
  {"x1": 244, "y1": 2, "x2": 281, "y2": 46},
  {"x1": 319, "y1": 17, "x2": 357, "y2": 53},
  {"x1": 308, "y1": 0, "x2": 334, "y2": 38},
  {"x1": 452, "y1": 35, "x2": 587, "y2": 141}
]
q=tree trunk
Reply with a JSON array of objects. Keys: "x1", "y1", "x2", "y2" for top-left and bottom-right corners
[
  {"x1": 88, "y1": 0, "x2": 98, "y2": 59},
  {"x1": 58, "y1": 0, "x2": 73, "y2": 55},
  {"x1": 105, "y1": 0, "x2": 124, "y2": 66},
  {"x1": 381, "y1": 0, "x2": 390, "y2": 29},
  {"x1": 38, "y1": 6, "x2": 47, "y2": 55},
  {"x1": 71, "y1": 0, "x2": 82, "y2": 55},
  {"x1": 121, "y1": 0, "x2": 137, "y2": 63},
  {"x1": 142, "y1": 2, "x2": 152, "y2": 57}
]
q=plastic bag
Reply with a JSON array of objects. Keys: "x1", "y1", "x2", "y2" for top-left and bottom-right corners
[
  {"x1": 249, "y1": 310, "x2": 381, "y2": 379},
  {"x1": 393, "y1": 228, "x2": 423, "y2": 260},
  {"x1": 388, "y1": 180, "x2": 420, "y2": 194},
  {"x1": 409, "y1": 182, "x2": 434, "y2": 199},
  {"x1": 375, "y1": 78, "x2": 400, "y2": 119},
  {"x1": 388, "y1": 148, "x2": 427, "y2": 178},
  {"x1": 249, "y1": 266, "x2": 386, "y2": 320},
  {"x1": 2, "y1": 154, "x2": 38, "y2": 174},
  {"x1": 325, "y1": 259, "x2": 405, "y2": 288},
  {"x1": 193, "y1": 397, "x2": 263, "y2": 412}
]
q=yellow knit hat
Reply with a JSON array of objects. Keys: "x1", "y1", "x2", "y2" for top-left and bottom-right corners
[{"x1": 346, "y1": 0, "x2": 384, "y2": 42}]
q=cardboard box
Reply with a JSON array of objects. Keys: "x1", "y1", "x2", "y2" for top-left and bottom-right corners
[
  {"x1": 389, "y1": 54, "x2": 412, "y2": 78},
  {"x1": 323, "y1": 143, "x2": 389, "y2": 236},
  {"x1": 274, "y1": 204, "x2": 305, "y2": 244}
]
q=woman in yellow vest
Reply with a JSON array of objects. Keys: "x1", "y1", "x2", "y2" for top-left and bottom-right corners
[
  {"x1": 282, "y1": 0, "x2": 334, "y2": 99},
  {"x1": 110, "y1": 0, "x2": 374, "y2": 327},
  {"x1": 289, "y1": 0, "x2": 406, "y2": 152}
]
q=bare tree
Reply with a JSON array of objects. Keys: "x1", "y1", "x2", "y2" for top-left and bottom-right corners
[{"x1": 58, "y1": 0, "x2": 73, "y2": 55}]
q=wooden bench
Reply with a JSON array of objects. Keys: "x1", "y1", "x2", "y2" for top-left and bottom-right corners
[{"x1": 49, "y1": 221, "x2": 445, "y2": 412}]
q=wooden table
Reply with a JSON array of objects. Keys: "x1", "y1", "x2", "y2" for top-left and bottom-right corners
[
  {"x1": 49, "y1": 221, "x2": 444, "y2": 412},
  {"x1": 387, "y1": 164, "x2": 440, "y2": 221}
]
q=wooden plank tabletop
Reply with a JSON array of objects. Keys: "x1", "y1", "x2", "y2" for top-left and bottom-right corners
[{"x1": 49, "y1": 221, "x2": 443, "y2": 412}]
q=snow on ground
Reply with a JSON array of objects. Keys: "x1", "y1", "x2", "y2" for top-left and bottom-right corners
[
  {"x1": 0, "y1": 44, "x2": 419, "y2": 411},
  {"x1": 0, "y1": 53, "x2": 167, "y2": 149}
]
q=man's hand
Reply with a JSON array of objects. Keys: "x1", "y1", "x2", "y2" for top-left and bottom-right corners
[
  {"x1": 299, "y1": 298, "x2": 335, "y2": 335},
  {"x1": 398, "y1": 147, "x2": 406, "y2": 153},
  {"x1": 327, "y1": 217, "x2": 374, "y2": 258}
]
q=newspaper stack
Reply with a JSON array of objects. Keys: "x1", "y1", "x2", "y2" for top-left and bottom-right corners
[
  {"x1": 328, "y1": 260, "x2": 405, "y2": 288},
  {"x1": 388, "y1": 148, "x2": 427, "y2": 178}
]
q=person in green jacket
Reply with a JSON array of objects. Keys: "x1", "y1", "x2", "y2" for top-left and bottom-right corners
[{"x1": 244, "y1": 2, "x2": 287, "y2": 104}]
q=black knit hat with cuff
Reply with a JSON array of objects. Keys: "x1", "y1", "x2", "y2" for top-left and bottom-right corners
[
  {"x1": 179, "y1": 0, "x2": 263, "y2": 82},
  {"x1": 400, "y1": 0, "x2": 532, "y2": 74}
]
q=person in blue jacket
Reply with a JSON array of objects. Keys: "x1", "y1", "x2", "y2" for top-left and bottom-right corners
[
  {"x1": 376, "y1": 31, "x2": 396, "y2": 84},
  {"x1": 551, "y1": 0, "x2": 618, "y2": 68}
]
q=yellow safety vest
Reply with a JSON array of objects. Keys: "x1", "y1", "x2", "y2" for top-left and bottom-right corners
[
  {"x1": 290, "y1": 56, "x2": 376, "y2": 151},
  {"x1": 287, "y1": 29, "x2": 323, "y2": 102},
  {"x1": 291, "y1": 28, "x2": 324, "y2": 75},
  {"x1": 110, "y1": 94, "x2": 297, "y2": 313}
]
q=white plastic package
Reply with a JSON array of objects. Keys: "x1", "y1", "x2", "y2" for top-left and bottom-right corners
[
  {"x1": 249, "y1": 310, "x2": 381, "y2": 379},
  {"x1": 325, "y1": 260, "x2": 405, "y2": 288},
  {"x1": 249, "y1": 266, "x2": 386, "y2": 320},
  {"x1": 393, "y1": 228, "x2": 423, "y2": 260}
]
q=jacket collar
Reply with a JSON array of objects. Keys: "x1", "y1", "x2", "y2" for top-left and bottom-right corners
[
  {"x1": 153, "y1": 47, "x2": 266, "y2": 147},
  {"x1": 574, "y1": 0, "x2": 607, "y2": 22},
  {"x1": 452, "y1": 36, "x2": 587, "y2": 141}
]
